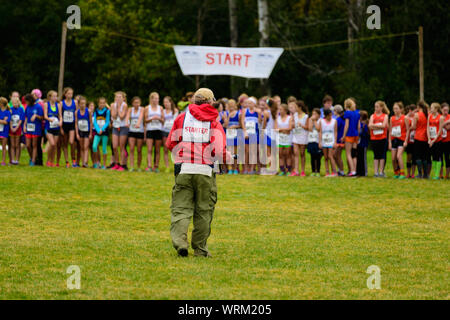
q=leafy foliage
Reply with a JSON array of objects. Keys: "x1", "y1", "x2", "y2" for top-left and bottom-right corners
[{"x1": 0, "y1": 0, "x2": 448, "y2": 109}]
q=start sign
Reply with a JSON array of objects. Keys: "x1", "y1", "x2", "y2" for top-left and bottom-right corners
[{"x1": 173, "y1": 45, "x2": 284, "y2": 79}]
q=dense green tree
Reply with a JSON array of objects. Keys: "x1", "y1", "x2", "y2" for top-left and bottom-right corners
[{"x1": 0, "y1": 0, "x2": 448, "y2": 109}]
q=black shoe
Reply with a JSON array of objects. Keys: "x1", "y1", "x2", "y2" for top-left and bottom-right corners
[
  {"x1": 177, "y1": 248, "x2": 188, "y2": 257},
  {"x1": 107, "y1": 163, "x2": 116, "y2": 169}
]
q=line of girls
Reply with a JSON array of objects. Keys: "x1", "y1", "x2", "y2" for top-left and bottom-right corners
[
  {"x1": 215, "y1": 95, "x2": 449, "y2": 179},
  {"x1": 0, "y1": 89, "x2": 179, "y2": 172}
]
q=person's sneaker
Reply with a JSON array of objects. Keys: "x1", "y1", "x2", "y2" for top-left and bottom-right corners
[
  {"x1": 411, "y1": 175, "x2": 415, "y2": 179},
  {"x1": 117, "y1": 166, "x2": 125, "y2": 172},
  {"x1": 233, "y1": 170, "x2": 238, "y2": 175},
  {"x1": 93, "y1": 163, "x2": 98, "y2": 169},
  {"x1": 277, "y1": 171, "x2": 285, "y2": 176},
  {"x1": 394, "y1": 175, "x2": 399, "y2": 179},
  {"x1": 398, "y1": 175, "x2": 406, "y2": 180},
  {"x1": 154, "y1": 168, "x2": 160, "y2": 173},
  {"x1": 1, "y1": 162, "x2": 6, "y2": 166},
  {"x1": 300, "y1": 172, "x2": 306, "y2": 177},
  {"x1": 374, "y1": 173, "x2": 379, "y2": 178},
  {"x1": 107, "y1": 163, "x2": 116, "y2": 169},
  {"x1": 129, "y1": 168, "x2": 134, "y2": 172},
  {"x1": 331, "y1": 173, "x2": 338, "y2": 177},
  {"x1": 227, "y1": 170, "x2": 233, "y2": 175},
  {"x1": 56, "y1": 163, "x2": 60, "y2": 167},
  {"x1": 310, "y1": 173, "x2": 316, "y2": 177},
  {"x1": 72, "y1": 163, "x2": 80, "y2": 168},
  {"x1": 177, "y1": 248, "x2": 188, "y2": 257},
  {"x1": 289, "y1": 171, "x2": 299, "y2": 177},
  {"x1": 29, "y1": 161, "x2": 35, "y2": 167},
  {"x1": 101, "y1": 165, "x2": 106, "y2": 170},
  {"x1": 325, "y1": 173, "x2": 331, "y2": 178},
  {"x1": 111, "y1": 164, "x2": 120, "y2": 171},
  {"x1": 432, "y1": 176, "x2": 440, "y2": 180},
  {"x1": 380, "y1": 172, "x2": 387, "y2": 178},
  {"x1": 338, "y1": 171, "x2": 345, "y2": 177},
  {"x1": 315, "y1": 173, "x2": 321, "y2": 177},
  {"x1": 65, "y1": 162, "x2": 70, "y2": 168},
  {"x1": 145, "y1": 167, "x2": 152, "y2": 172},
  {"x1": 348, "y1": 172, "x2": 357, "y2": 177}
]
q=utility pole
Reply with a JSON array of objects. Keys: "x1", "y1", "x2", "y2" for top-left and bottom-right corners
[
  {"x1": 58, "y1": 22, "x2": 68, "y2": 100},
  {"x1": 418, "y1": 26, "x2": 424, "y2": 101},
  {"x1": 229, "y1": 0, "x2": 238, "y2": 97}
]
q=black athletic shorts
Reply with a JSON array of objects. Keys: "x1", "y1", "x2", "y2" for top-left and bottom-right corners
[
  {"x1": 46, "y1": 128, "x2": 60, "y2": 136},
  {"x1": 391, "y1": 138, "x2": 404, "y2": 150},
  {"x1": 371, "y1": 138, "x2": 387, "y2": 160},
  {"x1": 146, "y1": 130, "x2": 162, "y2": 141},
  {"x1": 128, "y1": 132, "x2": 144, "y2": 139},
  {"x1": 62, "y1": 122, "x2": 75, "y2": 133},
  {"x1": 414, "y1": 140, "x2": 429, "y2": 161},
  {"x1": 79, "y1": 131, "x2": 90, "y2": 139},
  {"x1": 405, "y1": 143, "x2": 414, "y2": 154}
]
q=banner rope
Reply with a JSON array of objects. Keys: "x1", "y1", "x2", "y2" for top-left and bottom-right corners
[{"x1": 74, "y1": 26, "x2": 418, "y2": 51}]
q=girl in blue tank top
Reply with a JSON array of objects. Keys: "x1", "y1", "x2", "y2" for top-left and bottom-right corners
[
  {"x1": 243, "y1": 97, "x2": 261, "y2": 174},
  {"x1": 44, "y1": 91, "x2": 62, "y2": 167},
  {"x1": 75, "y1": 97, "x2": 92, "y2": 168},
  {"x1": 225, "y1": 100, "x2": 243, "y2": 175}
]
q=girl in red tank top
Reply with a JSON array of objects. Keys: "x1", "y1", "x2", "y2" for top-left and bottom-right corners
[
  {"x1": 428, "y1": 103, "x2": 444, "y2": 179},
  {"x1": 441, "y1": 103, "x2": 450, "y2": 178},
  {"x1": 388, "y1": 102, "x2": 408, "y2": 178},
  {"x1": 369, "y1": 101, "x2": 389, "y2": 177},
  {"x1": 404, "y1": 105, "x2": 417, "y2": 178}
]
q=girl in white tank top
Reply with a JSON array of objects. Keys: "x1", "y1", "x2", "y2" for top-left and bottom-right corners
[
  {"x1": 275, "y1": 104, "x2": 294, "y2": 175},
  {"x1": 127, "y1": 97, "x2": 144, "y2": 171},
  {"x1": 319, "y1": 110, "x2": 337, "y2": 177},
  {"x1": 162, "y1": 96, "x2": 178, "y2": 169},
  {"x1": 146, "y1": 105, "x2": 163, "y2": 131}
]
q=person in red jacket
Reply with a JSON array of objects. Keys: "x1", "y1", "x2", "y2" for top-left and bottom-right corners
[{"x1": 166, "y1": 88, "x2": 231, "y2": 258}]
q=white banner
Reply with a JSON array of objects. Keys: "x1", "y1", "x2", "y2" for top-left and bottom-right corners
[{"x1": 173, "y1": 45, "x2": 284, "y2": 79}]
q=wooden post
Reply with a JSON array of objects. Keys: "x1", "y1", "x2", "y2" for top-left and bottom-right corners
[
  {"x1": 418, "y1": 26, "x2": 424, "y2": 101},
  {"x1": 58, "y1": 22, "x2": 68, "y2": 100}
]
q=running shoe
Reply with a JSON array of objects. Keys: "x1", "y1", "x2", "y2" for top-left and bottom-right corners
[
  {"x1": 29, "y1": 161, "x2": 35, "y2": 167},
  {"x1": 111, "y1": 164, "x2": 120, "y2": 171},
  {"x1": 348, "y1": 172, "x2": 357, "y2": 177},
  {"x1": 227, "y1": 170, "x2": 233, "y2": 175},
  {"x1": 129, "y1": 168, "x2": 134, "y2": 172},
  {"x1": 277, "y1": 171, "x2": 285, "y2": 176},
  {"x1": 394, "y1": 175, "x2": 400, "y2": 179},
  {"x1": 65, "y1": 162, "x2": 70, "y2": 168},
  {"x1": 233, "y1": 170, "x2": 238, "y2": 175},
  {"x1": 93, "y1": 163, "x2": 98, "y2": 169},
  {"x1": 154, "y1": 168, "x2": 160, "y2": 173},
  {"x1": 300, "y1": 172, "x2": 306, "y2": 177},
  {"x1": 101, "y1": 166, "x2": 106, "y2": 170},
  {"x1": 145, "y1": 167, "x2": 152, "y2": 172},
  {"x1": 331, "y1": 173, "x2": 338, "y2": 177},
  {"x1": 289, "y1": 171, "x2": 300, "y2": 177},
  {"x1": 1, "y1": 162, "x2": 6, "y2": 166},
  {"x1": 107, "y1": 163, "x2": 116, "y2": 169},
  {"x1": 398, "y1": 175, "x2": 406, "y2": 180},
  {"x1": 117, "y1": 166, "x2": 125, "y2": 172}
]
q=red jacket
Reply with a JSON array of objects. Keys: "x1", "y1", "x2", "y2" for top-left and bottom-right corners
[{"x1": 166, "y1": 103, "x2": 229, "y2": 165}]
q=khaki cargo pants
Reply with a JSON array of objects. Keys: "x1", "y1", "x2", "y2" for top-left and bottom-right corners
[{"x1": 170, "y1": 173, "x2": 217, "y2": 256}]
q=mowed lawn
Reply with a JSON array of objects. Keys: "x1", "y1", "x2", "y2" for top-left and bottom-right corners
[{"x1": 0, "y1": 148, "x2": 449, "y2": 300}]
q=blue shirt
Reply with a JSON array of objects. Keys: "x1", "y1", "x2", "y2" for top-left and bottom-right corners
[
  {"x1": 11, "y1": 106, "x2": 25, "y2": 131},
  {"x1": 0, "y1": 109, "x2": 11, "y2": 137},
  {"x1": 336, "y1": 116, "x2": 345, "y2": 142},
  {"x1": 25, "y1": 103, "x2": 44, "y2": 136},
  {"x1": 344, "y1": 110, "x2": 360, "y2": 137},
  {"x1": 358, "y1": 122, "x2": 370, "y2": 148}
]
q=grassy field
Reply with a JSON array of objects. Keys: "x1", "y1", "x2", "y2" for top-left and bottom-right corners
[{"x1": 0, "y1": 147, "x2": 449, "y2": 300}]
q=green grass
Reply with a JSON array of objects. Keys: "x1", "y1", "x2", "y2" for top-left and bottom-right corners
[{"x1": 0, "y1": 147, "x2": 449, "y2": 299}]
